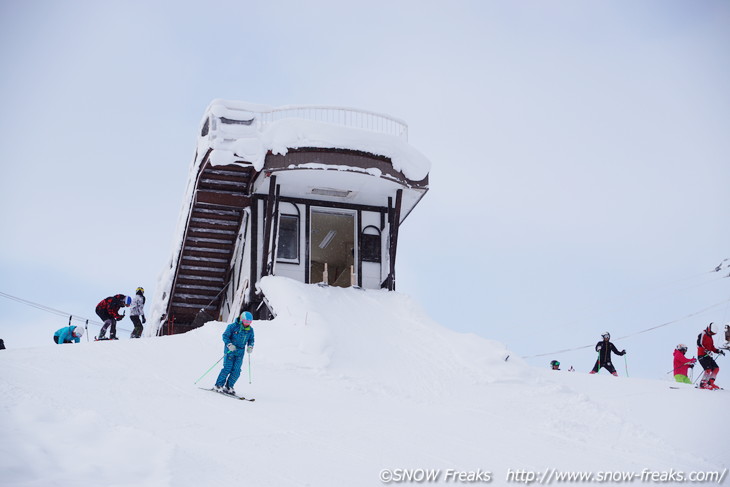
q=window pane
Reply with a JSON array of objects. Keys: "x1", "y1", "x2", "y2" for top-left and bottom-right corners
[
  {"x1": 361, "y1": 233, "x2": 381, "y2": 263},
  {"x1": 277, "y1": 215, "x2": 299, "y2": 261}
]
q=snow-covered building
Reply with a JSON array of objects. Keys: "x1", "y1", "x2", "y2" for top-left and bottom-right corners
[{"x1": 153, "y1": 100, "x2": 431, "y2": 335}]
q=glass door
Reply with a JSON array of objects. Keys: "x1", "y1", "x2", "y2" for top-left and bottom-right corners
[{"x1": 310, "y1": 209, "x2": 355, "y2": 287}]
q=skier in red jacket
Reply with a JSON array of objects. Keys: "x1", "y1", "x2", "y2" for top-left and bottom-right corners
[
  {"x1": 697, "y1": 323, "x2": 725, "y2": 390},
  {"x1": 96, "y1": 294, "x2": 131, "y2": 340}
]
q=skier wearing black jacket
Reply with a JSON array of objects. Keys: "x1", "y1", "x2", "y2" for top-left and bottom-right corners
[{"x1": 589, "y1": 332, "x2": 626, "y2": 376}]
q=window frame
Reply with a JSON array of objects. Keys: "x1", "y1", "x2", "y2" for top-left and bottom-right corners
[
  {"x1": 276, "y1": 212, "x2": 300, "y2": 264},
  {"x1": 360, "y1": 225, "x2": 382, "y2": 263}
]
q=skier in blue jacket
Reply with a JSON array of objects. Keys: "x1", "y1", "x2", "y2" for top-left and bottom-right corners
[
  {"x1": 54, "y1": 325, "x2": 84, "y2": 344},
  {"x1": 214, "y1": 311, "x2": 255, "y2": 395}
]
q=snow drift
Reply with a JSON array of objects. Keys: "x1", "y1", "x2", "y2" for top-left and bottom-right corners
[{"x1": 1, "y1": 277, "x2": 727, "y2": 486}]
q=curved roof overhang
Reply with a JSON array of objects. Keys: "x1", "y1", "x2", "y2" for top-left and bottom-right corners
[{"x1": 253, "y1": 148, "x2": 428, "y2": 221}]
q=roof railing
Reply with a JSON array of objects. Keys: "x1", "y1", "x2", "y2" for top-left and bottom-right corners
[{"x1": 218, "y1": 104, "x2": 408, "y2": 140}]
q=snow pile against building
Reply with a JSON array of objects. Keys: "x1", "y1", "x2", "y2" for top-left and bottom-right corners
[{"x1": 254, "y1": 276, "x2": 521, "y2": 396}]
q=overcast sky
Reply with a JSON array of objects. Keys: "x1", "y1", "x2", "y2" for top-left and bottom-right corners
[{"x1": 1, "y1": 0, "x2": 728, "y2": 379}]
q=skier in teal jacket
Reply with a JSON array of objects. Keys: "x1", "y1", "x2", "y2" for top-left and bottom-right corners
[
  {"x1": 214, "y1": 311, "x2": 255, "y2": 395},
  {"x1": 54, "y1": 325, "x2": 84, "y2": 344}
]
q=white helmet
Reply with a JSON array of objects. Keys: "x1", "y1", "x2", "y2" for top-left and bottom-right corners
[
  {"x1": 73, "y1": 326, "x2": 85, "y2": 337},
  {"x1": 601, "y1": 332, "x2": 610, "y2": 340},
  {"x1": 676, "y1": 344, "x2": 687, "y2": 352}
]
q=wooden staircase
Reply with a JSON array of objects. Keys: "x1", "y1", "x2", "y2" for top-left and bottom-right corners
[{"x1": 164, "y1": 160, "x2": 256, "y2": 334}]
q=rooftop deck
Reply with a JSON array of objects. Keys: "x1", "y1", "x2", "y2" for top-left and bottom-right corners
[{"x1": 208, "y1": 100, "x2": 409, "y2": 140}]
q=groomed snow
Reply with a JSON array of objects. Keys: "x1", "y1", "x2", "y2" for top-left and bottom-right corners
[{"x1": 1, "y1": 277, "x2": 727, "y2": 486}]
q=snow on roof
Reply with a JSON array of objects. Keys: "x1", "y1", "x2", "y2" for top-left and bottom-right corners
[{"x1": 203, "y1": 99, "x2": 431, "y2": 182}]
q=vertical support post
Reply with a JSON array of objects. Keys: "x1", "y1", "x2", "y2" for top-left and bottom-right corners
[
  {"x1": 383, "y1": 197, "x2": 392, "y2": 289},
  {"x1": 249, "y1": 198, "x2": 259, "y2": 306},
  {"x1": 387, "y1": 189, "x2": 403, "y2": 291},
  {"x1": 357, "y1": 209, "x2": 363, "y2": 288},
  {"x1": 268, "y1": 184, "x2": 281, "y2": 275},
  {"x1": 260, "y1": 175, "x2": 277, "y2": 279},
  {"x1": 304, "y1": 203, "x2": 311, "y2": 284},
  {"x1": 167, "y1": 315, "x2": 175, "y2": 336}
]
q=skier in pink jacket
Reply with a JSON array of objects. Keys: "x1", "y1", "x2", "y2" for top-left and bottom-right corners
[{"x1": 672, "y1": 344, "x2": 696, "y2": 384}]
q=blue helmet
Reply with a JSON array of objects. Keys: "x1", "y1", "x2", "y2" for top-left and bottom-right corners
[
  {"x1": 240, "y1": 311, "x2": 253, "y2": 324},
  {"x1": 124, "y1": 296, "x2": 132, "y2": 306}
]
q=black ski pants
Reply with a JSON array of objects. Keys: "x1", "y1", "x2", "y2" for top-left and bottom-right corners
[
  {"x1": 96, "y1": 309, "x2": 117, "y2": 339},
  {"x1": 130, "y1": 315, "x2": 143, "y2": 338},
  {"x1": 591, "y1": 360, "x2": 617, "y2": 374},
  {"x1": 699, "y1": 355, "x2": 718, "y2": 371}
]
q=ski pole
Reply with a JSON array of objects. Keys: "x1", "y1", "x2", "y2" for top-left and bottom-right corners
[
  {"x1": 624, "y1": 355, "x2": 629, "y2": 377},
  {"x1": 693, "y1": 365, "x2": 705, "y2": 385},
  {"x1": 194, "y1": 355, "x2": 225, "y2": 384},
  {"x1": 667, "y1": 362, "x2": 692, "y2": 375},
  {"x1": 248, "y1": 352, "x2": 252, "y2": 384}
]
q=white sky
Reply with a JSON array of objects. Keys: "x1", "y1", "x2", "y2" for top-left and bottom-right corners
[{"x1": 1, "y1": 1, "x2": 728, "y2": 379}]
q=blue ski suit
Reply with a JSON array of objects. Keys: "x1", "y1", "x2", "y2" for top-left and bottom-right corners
[
  {"x1": 215, "y1": 319, "x2": 255, "y2": 389},
  {"x1": 54, "y1": 326, "x2": 80, "y2": 344}
]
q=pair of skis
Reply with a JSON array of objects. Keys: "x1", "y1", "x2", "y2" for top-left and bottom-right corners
[
  {"x1": 669, "y1": 385, "x2": 724, "y2": 391},
  {"x1": 199, "y1": 387, "x2": 255, "y2": 402}
]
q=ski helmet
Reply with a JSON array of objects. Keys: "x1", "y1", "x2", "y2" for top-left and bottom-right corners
[
  {"x1": 73, "y1": 326, "x2": 84, "y2": 337},
  {"x1": 550, "y1": 360, "x2": 560, "y2": 369},
  {"x1": 601, "y1": 332, "x2": 610, "y2": 340},
  {"x1": 706, "y1": 322, "x2": 715, "y2": 335},
  {"x1": 676, "y1": 344, "x2": 687, "y2": 353},
  {"x1": 240, "y1": 311, "x2": 253, "y2": 325},
  {"x1": 136, "y1": 287, "x2": 145, "y2": 295},
  {"x1": 124, "y1": 295, "x2": 132, "y2": 306}
]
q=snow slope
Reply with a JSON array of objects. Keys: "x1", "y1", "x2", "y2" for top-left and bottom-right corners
[{"x1": 1, "y1": 277, "x2": 727, "y2": 486}]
